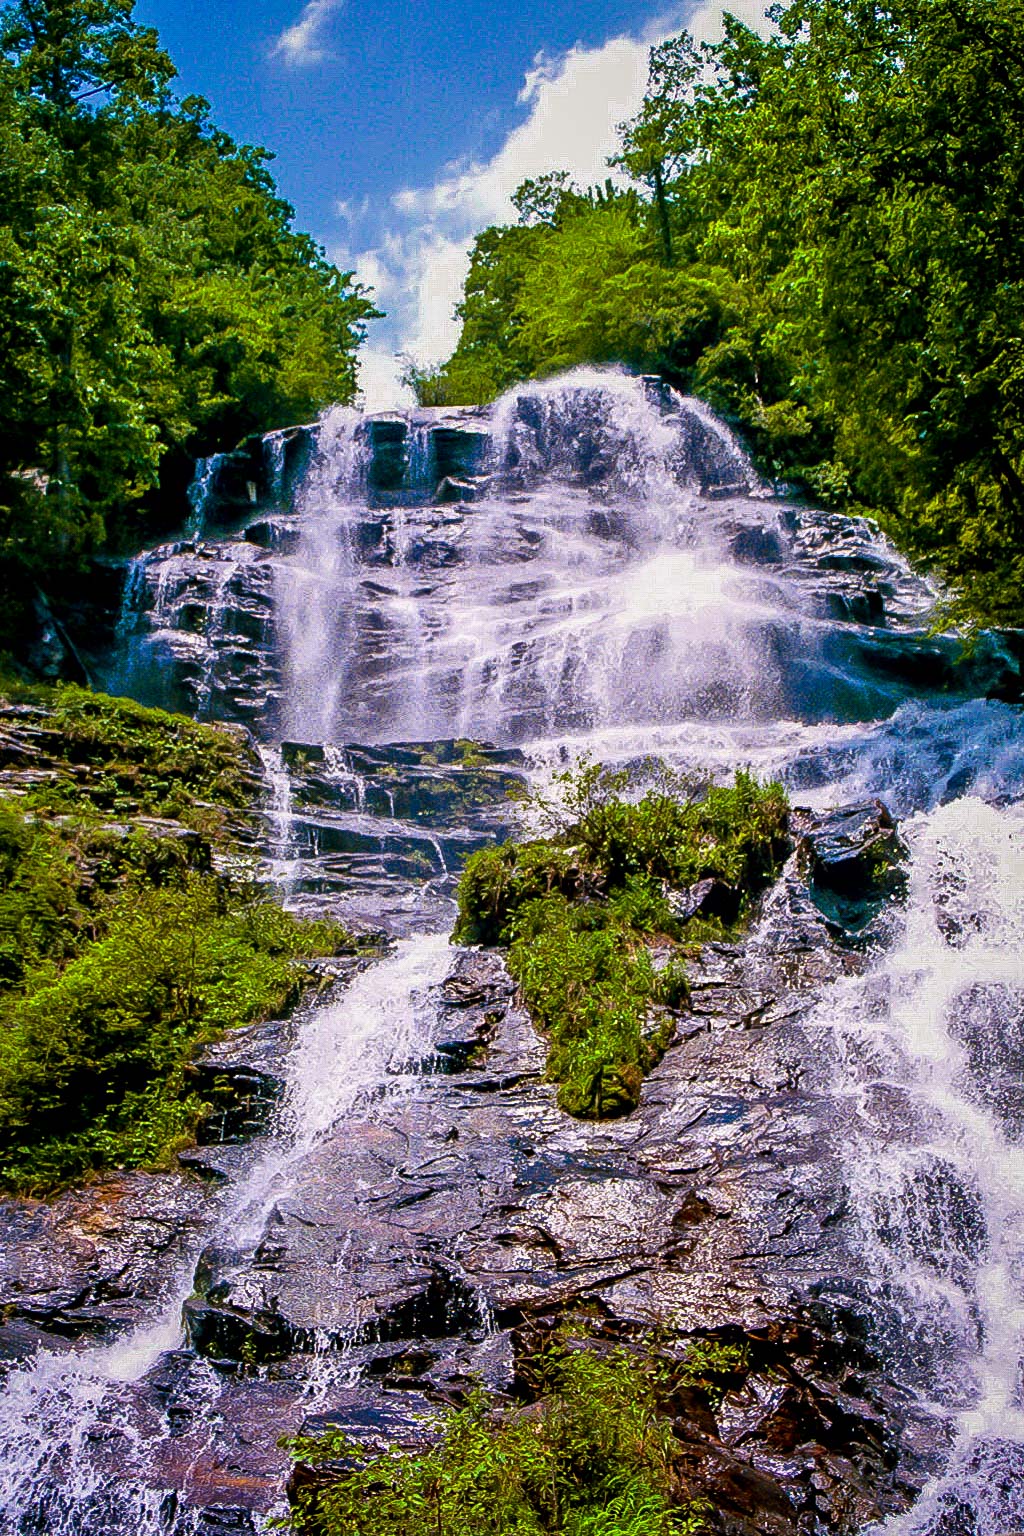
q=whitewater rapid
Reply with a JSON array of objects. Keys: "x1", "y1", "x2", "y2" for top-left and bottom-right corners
[{"x1": 4, "y1": 368, "x2": 1024, "y2": 1533}]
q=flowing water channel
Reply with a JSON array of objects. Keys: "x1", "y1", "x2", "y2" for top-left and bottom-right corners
[{"x1": 3, "y1": 369, "x2": 1024, "y2": 1532}]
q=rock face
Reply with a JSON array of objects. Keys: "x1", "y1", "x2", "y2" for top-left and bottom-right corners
[
  {"x1": 0, "y1": 1173, "x2": 211, "y2": 1357},
  {"x1": 2, "y1": 844, "x2": 948, "y2": 1532},
  {"x1": 84, "y1": 393, "x2": 1024, "y2": 745},
  {"x1": 262, "y1": 737, "x2": 528, "y2": 933}
]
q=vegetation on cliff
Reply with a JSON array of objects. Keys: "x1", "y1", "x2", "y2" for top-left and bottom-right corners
[
  {"x1": 453, "y1": 763, "x2": 788, "y2": 1117},
  {"x1": 0, "y1": 0, "x2": 378, "y2": 650},
  {"x1": 286, "y1": 1330, "x2": 748, "y2": 1536},
  {"x1": 412, "y1": 0, "x2": 1024, "y2": 626},
  {"x1": 0, "y1": 684, "x2": 348, "y2": 1193}
]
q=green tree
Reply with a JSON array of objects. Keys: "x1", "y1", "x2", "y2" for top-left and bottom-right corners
[{"x1": 0, "y1": 0, "x2": 378, "y2": 646}]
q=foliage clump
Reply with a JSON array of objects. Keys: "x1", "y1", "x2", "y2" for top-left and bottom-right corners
[
  {"x1": 453, "y1": 762, "x2": 788, "y2": 1118},
  {"x1": 285, "y1": 1336, "x2": 719, "y2": 1536},
  {"x1": 19, "y1": 682, "x2": 255, "y2": 825},
  {"x1": 0, "y1": 685, "x2": 349, "y2": 1193}
]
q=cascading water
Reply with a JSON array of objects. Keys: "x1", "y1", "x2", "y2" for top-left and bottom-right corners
[
  {"x1": 0, "y1": 935, "x2": 453, "y2": 1535},
  {"x1": 186, "y1": 455, "x2": 224, "y2": 539},
  {"x1": 274, "y1": 370, "x2": 803, "y2": 748},
  {"x1": 815, "y1": 800, "x2": 1024, "y2": 1533},
  {"x1": 6, "y1": 366, "x2": 1024, "y2": 1533},
  {"x1": 278, "y1": 406, "x2": 368, "y2": 744}
]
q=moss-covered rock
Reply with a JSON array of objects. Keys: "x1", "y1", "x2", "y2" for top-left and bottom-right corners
[
  {"x1": 453, "y1": 766, "x2": 790, "y2": 1119},
  {"x1": 0, "y1": 684, "x2": 352, "y2": 1195}
]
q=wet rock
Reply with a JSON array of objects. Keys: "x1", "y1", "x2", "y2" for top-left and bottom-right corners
[
  {"x1": 668, "y1": 877, "x2": 742, "y2": 924},
  {"x1": 729, "y1": 524, "x2": 787, "y2": 566},
  {"x1": 796, "y1": 801, "x2": 903, "y2": 889},
  {"x1": 824, "y1": 587, "x2": 887, "y2": 626},
  {"x1": 428, "y1": 418, "x2": 491, "y2": 482},
  {"x1": 243, "y1": 516, "x2": 301, "y2": 553},
  {"x1": 365, "y1": 415, "x2": 409, "y2": 492},
  {"x1": 436, "y1": 474, "x2": 485, "y2": 503},
  {"x1": 203, "y1": 442, "x2": 267, "y2": 514},
  {"x1": 0, "y1": 1172, "x2": 210, "y2": 1347},
  {"x1": 795, "y1": 801, "x2": 908, "y2": 934},
  {"x1": 14, "y1": 865, "x2": 938, "y2": 1530}
]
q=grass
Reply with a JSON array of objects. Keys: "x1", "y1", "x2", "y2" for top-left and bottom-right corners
[
  {"x1": 0, "y1": 683, "x2": 350, "y2": 1194},
  {"x1": 453, "y1": 762, "x2": 789, "y2": 1118},
  {"x1": 284, "y1": 1334, "x2": 730, "y2": 1536}
]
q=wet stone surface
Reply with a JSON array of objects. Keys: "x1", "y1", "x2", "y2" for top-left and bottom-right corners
[
  {"x1": 38, "y1": 861, "x2": 939, "y2": 1530},
  {"x1": 0, "y1": 1172, "x2": 211, "y2": 1352},
  {"x1": 0, "y1": 839, "x2": 954, "y2": 1530}
]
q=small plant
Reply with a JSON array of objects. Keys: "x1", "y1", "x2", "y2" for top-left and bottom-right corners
[
  {"x1": 677, "y1": 1339, "x2": 751, "y2": 1409},
  {"x1": 284, "y1": 1341, "x2": 709, "y2": 1536}
]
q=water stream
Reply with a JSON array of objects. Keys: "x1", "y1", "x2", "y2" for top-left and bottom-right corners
[
  {"x1": 4, "y1": 368, "x2": 1024, "y2": 1532},
  {"x1": 0, "y1": 936, "x2": 452, "y2": 1534}
]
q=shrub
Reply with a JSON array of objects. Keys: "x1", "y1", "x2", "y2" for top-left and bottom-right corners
[
  {"x1": 285, "y1": 1341, "x2": 714, "y2": 1536},
  {"x1": 0, "y1": 684, "x2": 350, "y2": 1193},
  {"x1": 0, "y1": 863, "x2": 346, "y2": 1191},
  {"x1": 454, "y1": 763, "x2": 788, "y2": 1118},
  {"x1": 34, "y1": 683, "x2": 254, "y2": 824}
]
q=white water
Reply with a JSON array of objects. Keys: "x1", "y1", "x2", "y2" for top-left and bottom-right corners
[
  {"x1": 0, "y1": 935, "x2": 452, "y2": 1535},
  {"x1": 275, "y1": 372, "x2": 810, "y2": 748},
  {"x1": 186, "y1": 455, "x2": 224, "y2": 540},
  {"x1": 6, "y1": 368, "x2": 1024, "y2": 1532},
  {"x1": 278, "y1": 406, "x2": 368, "y2": 744},
  {"x1": 814, "y1": 799, "x2": 1024, "y2": 1532}
]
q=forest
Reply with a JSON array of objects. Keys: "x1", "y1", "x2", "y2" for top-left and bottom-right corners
[
  {"x1": 412, "y1": 0, "x2": 1024, "y2": 628},
  {"x1": 0, "y1": 0, "x2": 377, "y2": 649}
]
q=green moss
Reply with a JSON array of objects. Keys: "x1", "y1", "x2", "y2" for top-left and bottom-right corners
[
  {"x1": 453, "y1": 765, "x2": 789, "y2": 1118},
  {"x1": 21, "y1": 683, "x2": 255, "y2": 829},
  {"x1": 285, "y1": 1339, "x2": 715, "y2": 1536}
]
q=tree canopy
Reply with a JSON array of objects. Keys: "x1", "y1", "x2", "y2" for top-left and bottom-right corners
[
  {"x1": 414, "y1": 0, "x2": 1024, "y2": 626},
  {"x1": 0, "y1": 0, "x2": 378, "y2": 640}
]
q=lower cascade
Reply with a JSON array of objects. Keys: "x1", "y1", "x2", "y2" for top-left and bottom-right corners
[{"x1": 3, "y1": 368, "x2": 1024, "y2": 1533}]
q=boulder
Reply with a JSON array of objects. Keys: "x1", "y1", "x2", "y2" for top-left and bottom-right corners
[{"x1": 794, "y1": 801, "x2": 908, "y2": 935}]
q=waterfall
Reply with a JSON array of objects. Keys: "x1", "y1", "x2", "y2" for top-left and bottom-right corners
[
  {"x1": 816, "y1": 800, "x2": 1024, "y2": 1533},
  {"x1": 278, "y1": 407, "x2": 368, "y2": 744},
  {"x1": 15, "y1": 366, "x2": 1024, "y2": 1533},
  {"x1": 273, "y1": 371, "x2": 807, "y2": 748},
  {"x1": 185, "y1": 455, "x2": 224, "y2": 539},
  {"x1": 258, "y1": 743, "x2": 300, "y2": 894},
  {"x1": 0, "y1": 935, "x2": 452, "y2": 1536},
  {"x1": 263, "y1": 434, "x2": 289, "y2": 504}
]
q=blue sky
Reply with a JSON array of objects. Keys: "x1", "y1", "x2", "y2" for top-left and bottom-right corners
[{"x1": 136, "y1": 0, "x2": 768, "y2": 398}]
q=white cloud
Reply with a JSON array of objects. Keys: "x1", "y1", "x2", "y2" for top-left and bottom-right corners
[
  {"x1": 353, "y1": 0, "x2": 774, "y2": 366},
  {"x1": 357, "y1": 347, "x2": 417, "y2": 413},
  {"x1": 390, "y1": 35, "x2": 653, "y2": 230},
  {"x1": 334, "y1": 195, "x2": 370, "y2": 224},
  {"x1": 272, "y1": 0, "x2": 344, "y2": 67}
]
